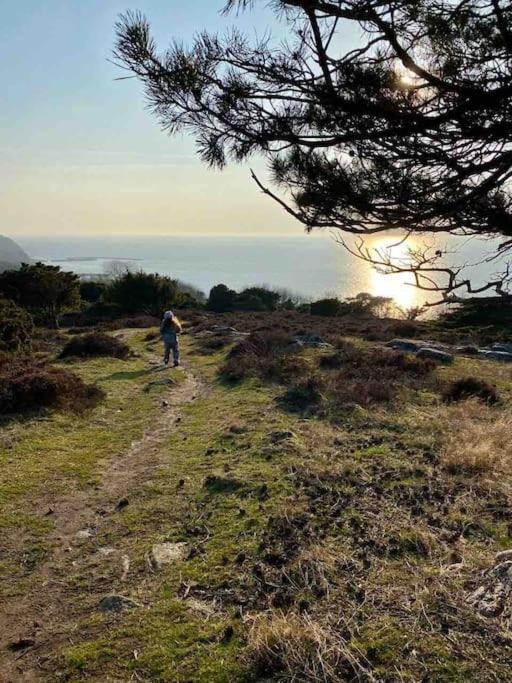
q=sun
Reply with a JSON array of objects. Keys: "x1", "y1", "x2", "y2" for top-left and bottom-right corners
[{"x1": 368, "y1": 237, "x2": 425, "y2": 311}]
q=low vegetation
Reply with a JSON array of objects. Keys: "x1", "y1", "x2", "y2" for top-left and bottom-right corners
[
  {"x1": 0, "y1": 299, "x2": 34, "y2": 352},
  {"x1": 0, "y1": 356, "x2": 104, "y2": 415},
  {"x1": 60, "y1": 332, "x2": 131, "y2": 359},
  {"x1": 1, "y1": 291, "x2": 512, "y2": 681}
]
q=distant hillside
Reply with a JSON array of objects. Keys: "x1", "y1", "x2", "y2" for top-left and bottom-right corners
[{"x1": 0, "y1": 235, "x2": 31, "y2": 272}]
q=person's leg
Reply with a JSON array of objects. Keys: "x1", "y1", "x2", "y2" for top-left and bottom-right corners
[
  {"x1": 172, "y1": 339, "x2": 180, "y2": 367},
  {"x1": 163, "y1": 341, "x2": 171, "y2": 365}
]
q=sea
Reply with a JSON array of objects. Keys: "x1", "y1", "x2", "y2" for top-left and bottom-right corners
[{"x1": 16, "y1": 232, "x2": 504, "y2": 311}]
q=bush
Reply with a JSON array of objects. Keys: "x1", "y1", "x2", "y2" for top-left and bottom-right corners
[
  {"x1": 310, "y1": 298, "x2": 342, "y2": 317},
  {"x1": 0, "y1": 299, "x2": 33, "y2": 352},
  {"x1": 442, "y1": 377, "x2": 499, "y2": 405},
  {"x1": 0, "y1": 360, "x2": 104, "y2": 415},
  {"x1": 60, "y1": 333, "x2": 131, "y2": 359},
  {"x1": 107, "y1": 271, "x2": 179, "y2": 316},
  {"x1": 207, "y1": 284, "x2": 237, "y2": 312},
  {"x1": 221, "y1": 331, "x2": 295, "y2": 381},
  {"x1": 79, "y1": 280, "x2": 106, "y2": 303}
]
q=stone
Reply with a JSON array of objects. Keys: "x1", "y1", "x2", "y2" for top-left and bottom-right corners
[
  {"x1": 491, "y1": 342, "x2": 512, "y2": 354},
  {"x1": 479, "y1": 350, "x2": 512, "y2": 363},
  {"x1": 491, "y1": 560, "x2": 512, "y2": 587},
  {"x1": 386, "y1": 338, "x2": 421, "y2": 352},
  {"x1": 293, "y1": 335, "x2": 333, "y2": 349},
  {"x1": 98, "y1": 595, "x2": 139, "y2": 612},
  {"x1": 455, "y1": 345, "x2": 479, "y2": 355},
  {"x1": 416, "y1": 347, "x2": 454, "y2": 363},
  {"x1": 150, "y1": 542, "x2": 189, "y2": 570},
  {"x1": 76, "y1": 528, "x2": 95, "y2": 540},
  {"x1": 495, "y1": 550, "x2": 512, "y2": 564},
  {"x1": 97, "y1": 547, "x2": 116, "y2": 557}
]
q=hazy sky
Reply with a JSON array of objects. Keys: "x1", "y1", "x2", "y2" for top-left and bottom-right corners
[{"x1": 0, "y1": 1, "x2": 313, "y2": 236}]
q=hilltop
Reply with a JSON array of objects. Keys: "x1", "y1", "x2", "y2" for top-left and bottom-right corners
[
  {"x1": 1, "y1": 311, "x2": 512, "y2": 682},
  {"x1": 0, "y1": 235, "x2": 31, "y2": 272}
]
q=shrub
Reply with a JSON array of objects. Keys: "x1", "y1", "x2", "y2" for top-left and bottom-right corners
[
  {"x1": 79, "y1": 280, "x2": 106, "y2": 303},
  {"x1": 442, "y1": 377, "x2": 499, "y2": 405},
  {"x1": 310, "y1": 298, "x2": 342, "y2": 317},
  {"x1": 207, "y1": 283, "x2": 237, "y2": 312},
  {"x1": 281, "y1": 375, "x2": 326, "y2": 411},
  {"x1": 0, "y1": 360, "x2": 104, "y2": 415},
  {"x1": 107, "y1": 271, "x2": 179, "y2": 316},
  {"x1": 0, "y1": 299, "x2": 34, "y2": 352},
  {"x1": 389, "y1": 319, "x2": 420, "y2": 338},
  {"x1": 0, "y1": 262, "x2": 80, "y2": 328},
  {"x1": 60, "y1": 333, "x2": 131, "y2": 359},
  {"x1": 108, "y1": 315, "x2": 159, "y2": 329}
]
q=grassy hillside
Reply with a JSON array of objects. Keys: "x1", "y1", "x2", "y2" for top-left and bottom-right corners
[{"x1": 1, "y1": 320, "x2": 511, "y2": 682}]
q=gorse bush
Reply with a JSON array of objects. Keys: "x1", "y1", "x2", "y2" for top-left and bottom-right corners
[
  {"x1": 60, "y1": 332, "x2": 131, "y2": 360},
  {"x1": 0, "y1": 299, "x2": 34, "y2": 352},
  {"x1": 0, "y1": 358, "x2": 104, "y2": 415}
]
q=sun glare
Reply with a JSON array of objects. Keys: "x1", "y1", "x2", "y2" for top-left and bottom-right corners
[{"x1": 369, "y1": 237, "x2": 423, "y2": 310}]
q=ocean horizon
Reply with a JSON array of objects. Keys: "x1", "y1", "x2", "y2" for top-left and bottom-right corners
[{"x1": 15, "y1": 232, "x2": 502, "y2": 310}]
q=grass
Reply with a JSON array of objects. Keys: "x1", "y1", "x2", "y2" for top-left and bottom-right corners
[
  {"x1": 2, "y1": 325, "x2": 512, "y2": 681},
  {"x1": 0, "y1": 330, "x2": 176, "y2": 598}
]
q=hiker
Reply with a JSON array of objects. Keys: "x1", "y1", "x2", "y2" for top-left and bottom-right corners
[{"x1": 160, "y1": 310, "x2": 182, "y2": 367}]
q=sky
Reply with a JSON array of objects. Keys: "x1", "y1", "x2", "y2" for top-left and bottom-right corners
[{"x1": 0, "y1": 1, "x2": 319, "y2": 237}]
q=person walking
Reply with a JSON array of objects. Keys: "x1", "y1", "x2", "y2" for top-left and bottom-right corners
[{"x1": 160, "y1": 310, "x2": 182, "y2": 367}]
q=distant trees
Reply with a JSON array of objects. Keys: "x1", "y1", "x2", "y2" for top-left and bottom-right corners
[
  {"x1": 207, "y1": 284, "x2": 296, "y2": 312},
  {"x1": 0, "y1": 263, "x2": 80, "y2": 328},
  {"x1": 107, "y1": 271, "x2": 180, "y2": 316},
  {"x1": 115, "y1": 1, "x2": 512, "y2": 304}
]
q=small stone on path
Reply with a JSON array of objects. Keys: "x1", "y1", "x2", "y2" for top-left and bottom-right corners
[
  {"x1": 150, "y1": 542, "x2": 189, "y2": 570},
  {"x1": 98, "y1": 595, "x2": 139, "y2": 613}
]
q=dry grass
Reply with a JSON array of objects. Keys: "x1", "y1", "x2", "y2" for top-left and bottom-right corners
[
  {"x1": 244, "y1": 611, "x2": 374, "y2": 682},
  {"x1": 437, "y1": 399, "x2": 512, "y2": 478}
]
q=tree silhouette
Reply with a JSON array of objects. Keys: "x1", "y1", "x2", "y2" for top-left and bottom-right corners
[{"x1": 114, "y1": 1, "x2": 512, "y2": 303}]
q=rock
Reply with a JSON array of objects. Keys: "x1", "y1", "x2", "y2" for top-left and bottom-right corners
[
  {"x1": 455, "y1": 344, "x2": 479, "y2": 355},
  {"x1": 416, "y1": 347, "x2": 454, "y2": 363},
  {"x1": 479, "y1": 350, "x2": 512, "y2": 363},
  {"x1": 98, "y1": 595, "x2": 139, "y2": 612},
  {"x1": 121, "y1": 555, "x2": 130, "y2": 581},
  {"x1": 386, "y1": 338, "x2": 421, "y2": 352},
  {"x1": 491, "y1": 342, "x2": 512, "y2": 354},
  {"x1": 491, "y1": 560, "x2": 512, "y2": 587},
  {"x1": 477, "y1": 597, "x2": 505, "y2": 618},
  {"x1": 495, "y1": 550, "x2": 512, "y2": 564},
  {"x1": 150, "y1": 542, "x2": 189, "y2": 570},
  {"x1": 293, "y1": 335, "x2": 333, "y2": 349},
  {"x1": 76, "y1": 528, "x2": 95, "y2": 540},
  {"x1": 97, "y1": 547, "x2": 116, "y2": 557},
  {"x1": 115, "y1": 498, "x2": 129, "y2": 512}
]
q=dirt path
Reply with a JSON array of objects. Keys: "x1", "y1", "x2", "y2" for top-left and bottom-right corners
[{"x1": 0, "y1": 364, "x2": 203, "y2": 683}]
